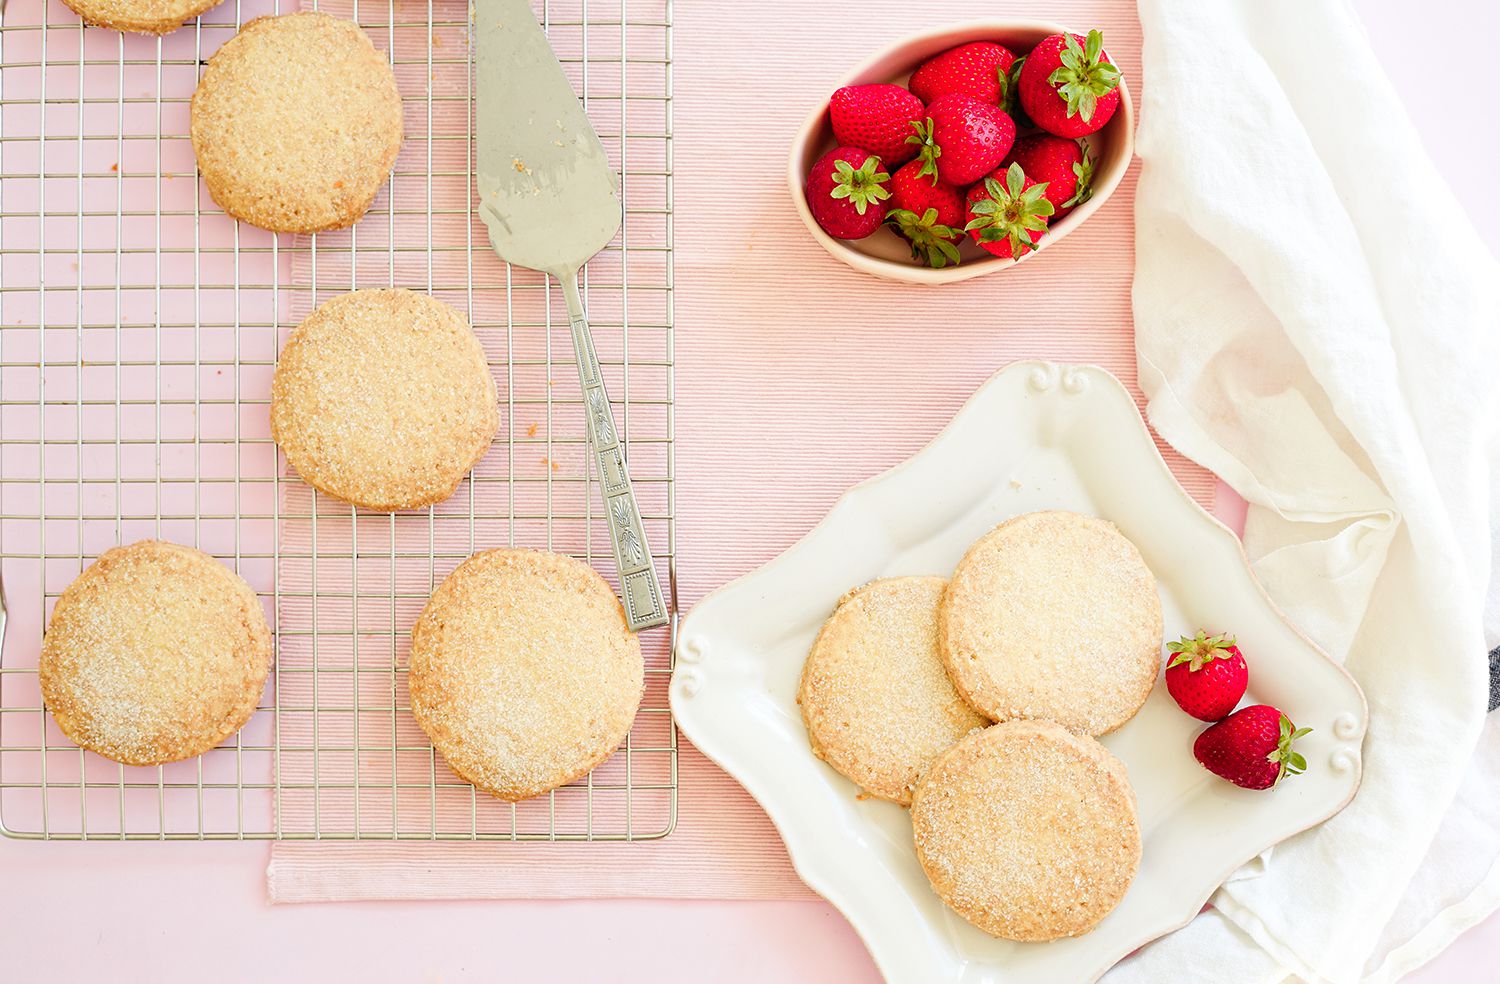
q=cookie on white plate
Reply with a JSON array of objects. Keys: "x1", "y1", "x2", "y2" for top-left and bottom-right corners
[
  {"x1": 799, "y1": 576, "x2": 987, "y2": 805},
  {"x1": 910, "y1": 720, "x2": 1141, "y2": 941},
  {"x1": 939, "y1": 510, "x2": 1162, "y2": 735}
]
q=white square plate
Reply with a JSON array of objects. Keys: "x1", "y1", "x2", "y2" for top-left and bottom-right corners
[{"x1": 671, "y1": 361, "x2": 1366, "y2": 984}]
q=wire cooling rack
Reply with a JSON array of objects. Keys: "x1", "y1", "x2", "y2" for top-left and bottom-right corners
[{"x1": 0, "y1": 0, "x2": 677, "y2": 840}]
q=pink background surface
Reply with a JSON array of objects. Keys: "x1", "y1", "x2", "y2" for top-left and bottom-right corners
[{"x1": 1, "y1": 0, "x2": 1497, "y2": 981}]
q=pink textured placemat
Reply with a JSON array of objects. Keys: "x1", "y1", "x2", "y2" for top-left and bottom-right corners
[{"x1": 269, "y1": 0, "x2": 1214, "y2": 902}]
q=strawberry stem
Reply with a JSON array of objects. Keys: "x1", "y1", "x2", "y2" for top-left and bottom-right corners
[
  {"x1": 905, "y1": 119, "x2": 941, "y2": 183},
  {"x1": 1061, "y1": 143, "x2": 1095, "y2": 208},
  {"x1": 1166, "y1": 629, "x2": 1236, "y2": 671},
  {"x1": 1266, "y1": 714, "x2": 1313, "y2": 785},
  {"x1": 1002, "y1": 56, "x2": 1031, "y2": 127},
  {"x1": 1046, "y1": 29, "x2": 1121, "y2": 122},
  {"x1": 887, "y1": 207, "x2": 962, "y2": 269},
  {"x1": 828, "y1": 155, "x2": 891, "y2": 215}
]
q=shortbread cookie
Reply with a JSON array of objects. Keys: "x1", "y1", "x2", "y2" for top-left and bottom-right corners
[
  {"x1": 191, "y1": 12, "x2": 403, "y2": 233},
  {"x1": 408, "y1": 549, "x2": 644, "y2": 802},
  {"x1": 39, "y1": 540, "x2": 273, "y2": 767},
  {"x1": 940, "y1": 511, "x2": 1162, "y2": 735},
  {"x1": 61, "y1": 0, "x2": 224, "y2": 34},
  {"x1": 911, "y1": 720, "x2": 1141, "y2": 941},
  {"x1": 798, "y1": 577, "x2": 986, "y2": 805},
  {"x1": 270, "y1": 288, "x2": 498, "y2": 511}
]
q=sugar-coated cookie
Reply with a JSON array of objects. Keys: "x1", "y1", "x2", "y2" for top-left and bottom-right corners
[
  {"x1": 61, "y1": 0, "x2": 224, "y2": 34},
  {"x1": 408, "y1": 549, "x2": 644, "y2": 802},
  {"x1": 939, "y1": 510, "x2": 1162, "y2": 736},
  {"x1": 910, "y1": 720, "x2": 1141, "y2": 941},
  {"x1": 190, "y1": 12, "x2": 403, "y2": 233},
  {"x1": 798, "y1": 576, "x2": 987, "y2": 805},
  {"x1": 270, "y1": 288, "x2": 498, "y2": 511},
  {"x1": 39, "y1": 540, "x2": 273, "y2": 766}
]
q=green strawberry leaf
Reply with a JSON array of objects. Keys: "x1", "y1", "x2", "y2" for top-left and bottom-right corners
[
  {"x1": 1003, "y1": 56, "x2": 1032, "y2": 127},
  {"x1": 1061, "y1": 143, "x2": 1096, "y2": 208},
  {"x1": 966, "y1": 163, "x2": 1053, "y2": 258},
  {"x1": 887, "y1": 206, "x2": 963, "y2": 268},
  {"x1": 829, "y1": 154, "x2": 890, "y2": 215},
  {"x1": 1268, "y1": 714, "x2": 1313, "y2": 786},
  {"x1": 1005, "y1": 162, "x2": 1026, "y2": 197},
  {"x1": 1166, "y1": 630, "x2": 1237, "y2": 671},
  {"x1": 906, "y1": 119, "x2": 941, "y2": 183},
  {"x1": 1045, "y1": 29, "x2": 1121, "y2": 122}
]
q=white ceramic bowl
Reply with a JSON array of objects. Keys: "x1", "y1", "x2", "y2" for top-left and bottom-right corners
[{"x1": 789, "y1": 20, "x2": 1136, "y2": 285}]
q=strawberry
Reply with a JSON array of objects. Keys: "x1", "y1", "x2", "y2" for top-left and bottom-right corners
[
  {"x1": 1003, "y1": 134, "x2": 1095, "y2": 217},
  {"x1": 830, "y1": 84, "x2": 926, "y2": 167},
  {"x1": 963, "y1": 162, "x2": 1053, "y2": 259},
  {"x1": 1193, "y1": 706, "x2": 1312, "y2": 791},
  {"x1": 907, "y1": 93, "x2": 1015, "y2": 186},
  {"x1": 1165, "y1": 630, "x2": 1249, "y2": 721},
  {"x1": 806, "y1": 146, "x2": 891, "y2": 240},
  {"x1": 909, "y1": 41, "x2": 1016, "y2": 106},
  {"x1": 1018, "y1": 30, "x2": 1122, "y2": 138},
  {"x1": 886, "y1": 160, "x2": 965, "y2": 268}
]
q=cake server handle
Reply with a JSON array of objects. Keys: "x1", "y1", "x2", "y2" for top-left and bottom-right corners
[{"x1": 560, "y1": 269, "x2": 668, "y2": 631}]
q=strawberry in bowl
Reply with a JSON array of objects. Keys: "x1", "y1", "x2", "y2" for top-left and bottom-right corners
[
  {"x1": 963, "y1": 162, "x2": 1053, "y2": 259},
  {"x1": 805, "y1": 147, "x2": 891, "y2": 240},
  {"x1": 1017, "y1": 30, "x2": 1122, "y2": 139},
  {"x1": 790, "y1": 21, "x2": 1134, "y2": 284},
  {"x1": 886, "y1": 160, "x2": 966, "y2": 268}
]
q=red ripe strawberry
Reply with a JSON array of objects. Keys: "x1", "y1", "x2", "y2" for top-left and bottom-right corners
[
  {"x1": 1004, "y1": 134, "x2": 1095, "y2": 218},
  {"x1": 886, "y1": 160, "x2": 965, "y2": 268},
  {"x1": 830, "y1": 84, "x2": 926, "y2": 167},
  {"x1": 1165, "y1": 631, "x2": 1249, "y2": 722},
  {"x1": 908, "y1": 93, "x2": 1015, "y2": 186},
  {"x1": 909, "y1": 41, "x2": 1016, "y2": 106},
  {"x1": 1018, "y1": 30, "x2": 1122, "y2": 138},
  {"x1": 963, "y1": 162, "x2": 1053, "y2": 259},
  {"x1": 806, "y1": 146, "x2": 891, "y2": 240},
  {"x1": 1193, "y1": 706, "x2": 1312, "y2": 791}
]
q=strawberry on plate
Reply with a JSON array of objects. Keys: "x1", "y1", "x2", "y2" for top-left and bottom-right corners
[
  {"x1": 1165, "y1": 630, "x2": 1249, "y2": 722},
  {"x1": 907, "y1": 93, "x2": 1015, "y2": 187},
  {"x1": 806, "y1": 146, "x2": 891, "y2": 240},
  {"x1": 1003, "y1": 133, "x2": 1095, "y2": 217},
  {"x1": 830, "y1": 84, "x2": 926, "y2": 167},
  {"x1": 908, "y1": 41, "x2": 1016, "y2": 106},
  {"x1": 885, "y1": 159, "x2": 965, "y2": 268},
  {"x1": 963, "y1": 162, "x2": 1053, "y2": 259},
  {"x1": 1193, "y1": 705, "x2": 1312, "y2": 791},
  {"x1": 1018, "y1": 30, "x2": 1122, "y2": 138}
]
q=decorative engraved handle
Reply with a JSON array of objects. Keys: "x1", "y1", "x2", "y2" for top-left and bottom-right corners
[{"x1": 561, "y1": 270, "x2": 668, "y2": 631}]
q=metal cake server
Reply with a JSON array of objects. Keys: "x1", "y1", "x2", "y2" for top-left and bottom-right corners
[{"x1": 474, "y1": 0, "x2": 667, "y2": 631}]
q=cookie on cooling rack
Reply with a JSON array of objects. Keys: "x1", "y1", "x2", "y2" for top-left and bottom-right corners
[
  {"x1": 190, "y1": 12, "x2": 403, "y2": 233},
  {"x1": 38, "y1": 540, "x2": 273, "y2": 767},
  {"x1": 60, "y1": 0, "x2": 225, "y2": 34},
  {"x1": 798, "y1": 576, "x2": 987, "y2": 805},
  {"x1": 910, "y1": 720, "x2": 1141, "y2": 942},
  {"x1": 939, "y1": 510, "x2": 1162, "y2": 736},
  {"x1": 408, "y1": 549, "x2": 644, "y2": 802},
  {"x1": 270, "y1": 288, "x2": 499, "y2": 511}
]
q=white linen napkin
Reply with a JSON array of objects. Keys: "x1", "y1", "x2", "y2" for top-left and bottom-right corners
[{"x1": 1115, "y1": 0, "x2": 1500, "y2": 981}]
